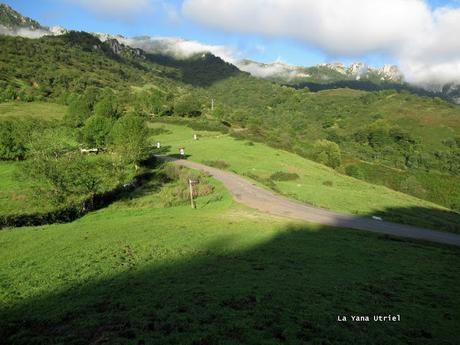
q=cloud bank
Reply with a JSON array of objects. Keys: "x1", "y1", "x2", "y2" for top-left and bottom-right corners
[
  {"x1": 182, "y1": 0, "x2": 460, "y2": 86},
  {"x1": 119, "y1": 36, "x2": 241, "y2": 63},
  {"x1": 0, "y1": 25, "x2": 50, "y2": 39}
]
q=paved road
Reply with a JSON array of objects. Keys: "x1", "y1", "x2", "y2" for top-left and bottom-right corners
[{"x1": 161, "y1": 156, "x2": 460, "y2": 247}]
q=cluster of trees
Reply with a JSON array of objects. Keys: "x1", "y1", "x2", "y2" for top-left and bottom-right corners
[{"x1": 23, "y1": 129, "x2": 119, "y2": 206}]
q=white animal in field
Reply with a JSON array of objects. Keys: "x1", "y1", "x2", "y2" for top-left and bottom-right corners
[{"x1": 80, "y1": 148, "x2": 99, "y2": 154}]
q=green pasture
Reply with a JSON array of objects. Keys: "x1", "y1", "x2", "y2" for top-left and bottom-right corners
[{"x1": 149, "y1": 122, "x2": 460, "y2": 232}]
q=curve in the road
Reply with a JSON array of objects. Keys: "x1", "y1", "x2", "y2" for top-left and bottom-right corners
[{"x1": 161, "y1": 156, "x2": 460, "y2": 247}]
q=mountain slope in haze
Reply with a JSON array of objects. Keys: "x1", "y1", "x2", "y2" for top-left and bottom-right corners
[
  {"x1": 0, "y1": 3, "x2": 42, "y2": 30},
  {"x1": 238, "y1": 59, "x2": 460, "y2": 104},
  {"x1": 0, "y1": 3, "x2": 65, "y2": 37},
  {"x1": 238, "y1": 60, "x2": 403, "y2": 83}
]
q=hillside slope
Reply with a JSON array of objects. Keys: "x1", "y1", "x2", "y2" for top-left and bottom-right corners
[
  {"x1": 149, "y1": 122, "x2": 460, "y2": 232},
  {"x1": 0, "y1": 28, "x2": 459, "y2": 211},
  {"x1": 1, "y1": 166, "x2": 460, "y2": 345}
]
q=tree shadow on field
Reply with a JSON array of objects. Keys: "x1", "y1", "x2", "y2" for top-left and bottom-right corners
[
  {"x1": 372, "y1": 206, "x2": 460, "y2": 234},
  {"x1": 1, "y1": 215, "x2": 460, "y2": 345}
]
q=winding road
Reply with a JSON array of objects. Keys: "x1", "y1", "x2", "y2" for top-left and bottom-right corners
[{"x1": 162, "y1": 156, "x2": 460, "y2": 247}]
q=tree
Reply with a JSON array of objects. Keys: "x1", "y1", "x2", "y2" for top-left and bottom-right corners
[
  {"x1": 26, "y1": 128, "x2": 74, "y2": 160},
  {"x1": 174, "y1": 93, "x2": 202, "y2": 117},
  {"x1": 23, "y1": 130, "x2": 118, "y2": 206},
  {"x1": 345, "y1": 164, "x2": 363, "y2": 179},
  {"x1": 94, "y1": 92, "x2": 120, "y2": 119},
  {"x1": 110, "y1": 115, "x2": 148, "y2": 166},
  {"x1": 81, "y1": 115, "x2": 113, "y2": 147},
  {"x1": 313, "y1": 139, "x2": 342, "y2": 169},
  {"x1": 0, "y1": 119, "x2": 27, "y2": 160},
  {"x1": 64, "y1": 97, "x2": 92, "y2": 128},
  {"x1": 25, "y1": 153, "x2": 116, "y2": 206}
]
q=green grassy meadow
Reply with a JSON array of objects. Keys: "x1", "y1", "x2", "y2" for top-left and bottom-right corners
[
  {"x1": 0, "y1": 161, "x2": 53, "y2": 216},
  {"x1": 0, "y1": 101, "x2": 68, "y2": 215},
  {"x1": 1, "y1": 168, "x2": 460, "y2": 344},
  {"x1": 0, "y1": 102, "x2": 66, "y2": 120},
  {"x1": 149, "y1": 122, "x2": 460, "y2": 233}
]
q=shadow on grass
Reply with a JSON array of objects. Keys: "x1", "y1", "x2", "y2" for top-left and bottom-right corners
[
  {"x1": 1, "y1": 222, "x2": 460, "y2": 345},
  {"x1": 372, "y1": 206, "x2": 460, "y2": 234}
]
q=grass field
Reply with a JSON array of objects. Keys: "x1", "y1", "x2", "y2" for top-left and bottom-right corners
[
  {"x1": 1, "y1": 165, "x2": 460, "y2": 344},
  {"x1": 0, "y1": 161, "x2": 53, "y2": 216},
  {"x1": 149, "y1": 122, "x2": 460, "y2": 233},
  {"x1": 0, "y1": 101, "x2": 68, "y2": 216},
  {"x1": 0, "y1": 101, "x2": 67, "y2": 120}
]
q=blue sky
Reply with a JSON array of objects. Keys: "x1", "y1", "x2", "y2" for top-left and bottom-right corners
[{"x1": 3, "y1": 0, "x2": 459, "y2": 69}]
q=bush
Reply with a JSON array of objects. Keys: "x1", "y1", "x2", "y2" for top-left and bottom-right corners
[
  {"x1": 174, "y1": 94, "x2": 202, "y2": 117},
  {"x1": 64, "y1": 97, "x2": 92, "y2": 128},
  {"x1": 159, "y1": 164, "x2": 215, "y2": 207},
  {"x1": 270, "y1": 171, "x2": 299, "y2": 181},
  {"x1": 345, "y1": 165, "x2": 364, "y2": 179},
  {"x1": 400, "y1": 176, "x2": 426, "y2": 198},
  {"x1": 0, "y1": 119, "x2": 27, "y2": 160},
  {"x1": 81, "y1": 115, "x2": 113, "y2": 147},
  {"x1": 203, "y1": 160, "x2": 230, "y2": 169},
  {"x1": 312, "y1": 139, "x2": 342, "y2": 169},
  {"x1": 111, "y1": 115, "x2": 148, "y2": 165}
]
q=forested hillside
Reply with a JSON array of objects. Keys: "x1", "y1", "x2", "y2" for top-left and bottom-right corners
[{"x1": 1, "y1": 31, "x2": 459, "y2": 211}]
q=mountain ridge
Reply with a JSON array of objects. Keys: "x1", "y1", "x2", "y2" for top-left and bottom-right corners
[{"x1": 1, "y1": 2, "x2": 459, "y2": 103}]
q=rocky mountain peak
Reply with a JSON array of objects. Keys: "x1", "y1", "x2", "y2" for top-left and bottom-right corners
[{"x1": 0, "y1": 3, "x2": 43, "y2": 30}]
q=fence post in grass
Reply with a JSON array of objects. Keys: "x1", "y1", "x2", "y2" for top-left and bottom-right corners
[{"x1": 189, "y1": 179, "x2": 196, "y2": 209}]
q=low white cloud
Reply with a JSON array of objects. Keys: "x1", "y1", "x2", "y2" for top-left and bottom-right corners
[
  {"x1": 182, "y1": 0, "x2": 460, "y2": 86},
  {"x1": 237, "y1": 59, "x2": 311, "y2": 80},
  {"x1": 66, "y1": 0, "x2": 153, "y2": 19},
  {"x1": 120, "y1": 36, "x2": 242, "y2": 63},
  {"x1": 0, "y1": 26, "x2": 50, "y2": 39}
]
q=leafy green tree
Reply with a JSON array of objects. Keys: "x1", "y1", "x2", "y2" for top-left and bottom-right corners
[
  {"x1": 94, "y1": 92, "x2": 120, "y2": 119},
  {"x1": 174, "y1": 94, "x2": 202, "y2": 117},
  {"x1": 26, "y1": 128, "x2": 74, "y2": 160},
  {"x1": 64, "y1": 97, "x2": 92, "y2": 128},
  {"x1": 81, "y1": 115, "x2": 113, "y2": 147},
  {"x1": 0, "y1": 119, "x2": 27, "y2": 160},
  {"x1": 24, "y1": 130, "x2": 119, "y2": 206},
  {"x1": 345, "y1": 164, "x2": 363, "y2": 179},
  {"x1": 110, "y1": 115, "x2": 148, "y2": 166},
  {"x1": 26, "y1": 153, "x2": 116, "y2": 206},
  {"x1": 313, "y1": 139, "x2": 342, "y2": 169}
]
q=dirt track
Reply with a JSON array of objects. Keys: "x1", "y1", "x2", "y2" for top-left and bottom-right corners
[{"x1": 163, "y1": 157, "x2": 460, "y2": 247}]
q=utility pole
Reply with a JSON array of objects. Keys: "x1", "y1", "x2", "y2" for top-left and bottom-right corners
[
  {"x1": 211, "y1": 98, "x2": 214, "y2": 111},
  {"x1": 189, "y1": 179, "x2": 197, "y2": 209}
]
